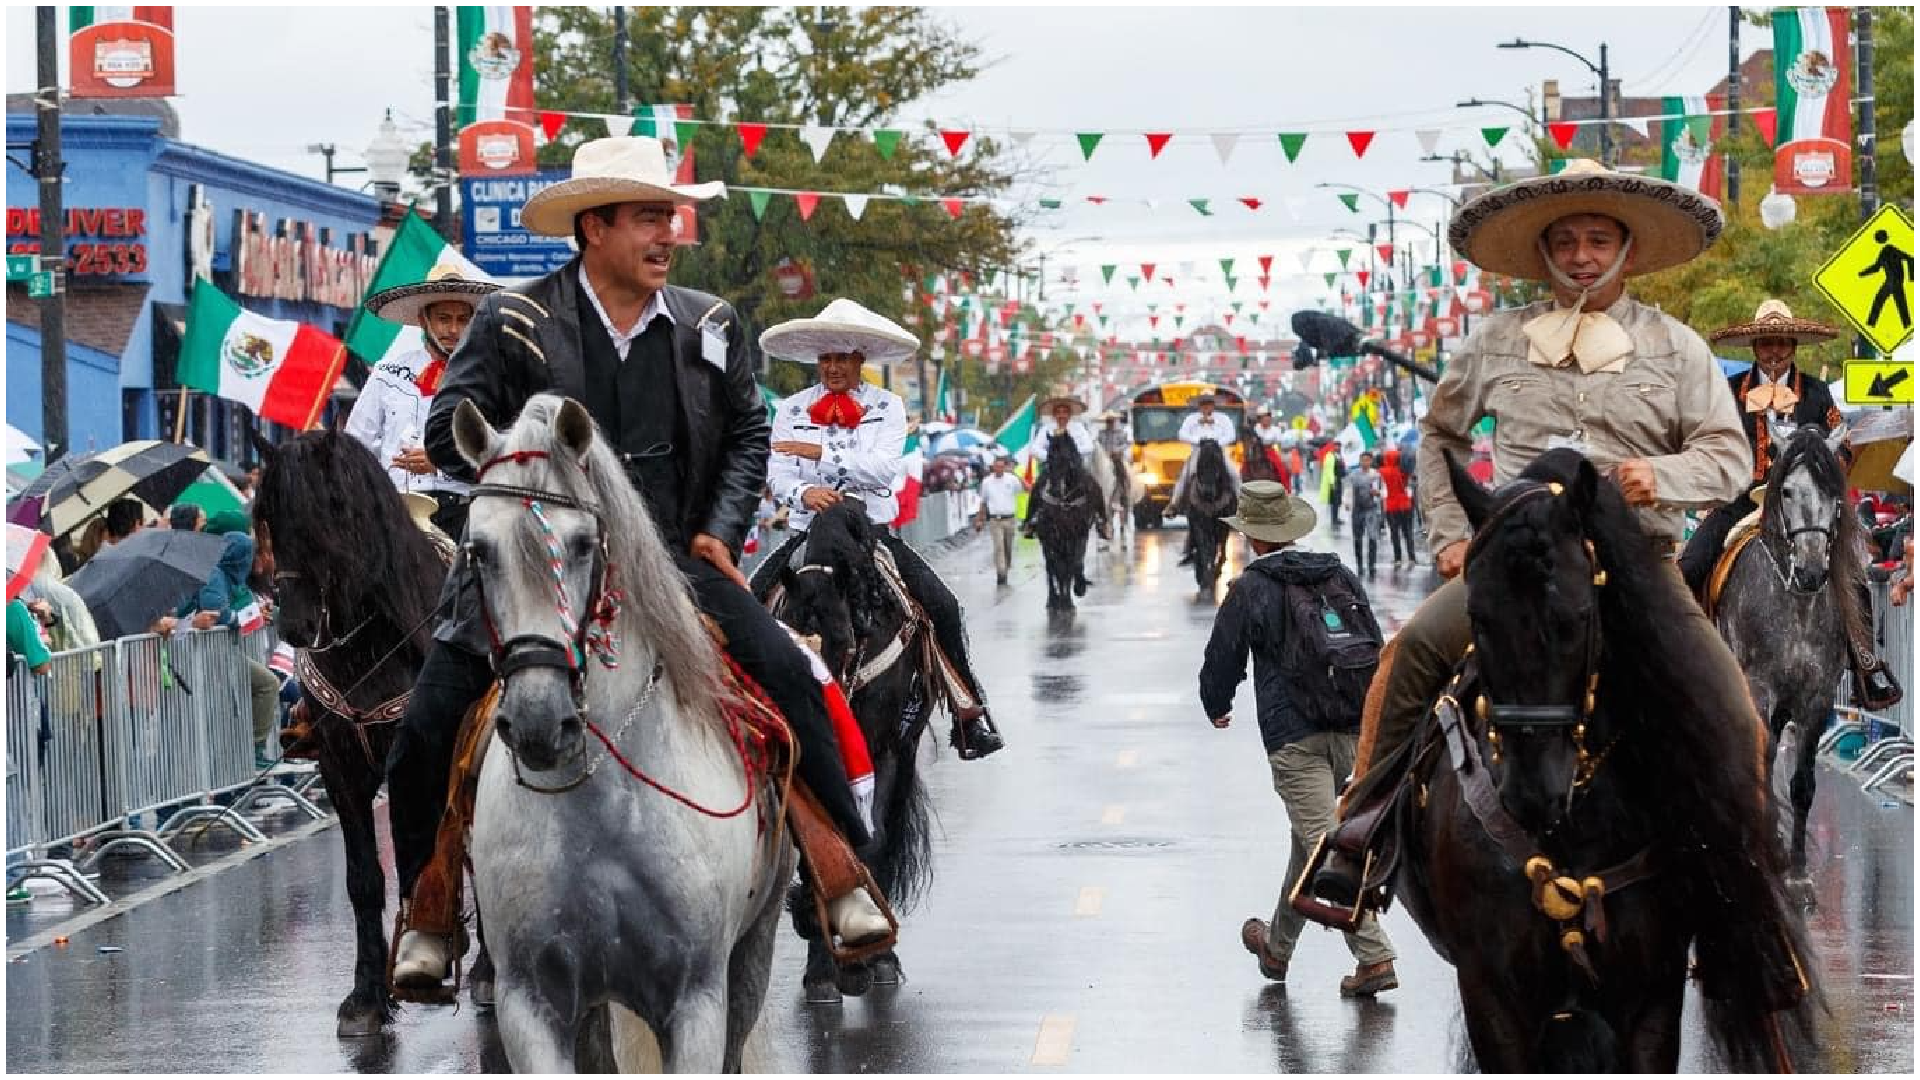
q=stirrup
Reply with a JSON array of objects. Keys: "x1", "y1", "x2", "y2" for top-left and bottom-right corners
[
  {"x1": 387, "y1": 907, "x2": 464, "y2": 1005},
  {"x1": 1290, "y1": 834, "x2": 1370, "y2": 931}
]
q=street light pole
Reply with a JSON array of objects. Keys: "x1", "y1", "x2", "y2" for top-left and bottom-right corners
[
  {"x1": 35, "y1": 7, "x2": 67, "y2": 460},
  {"x1": 1598, "y1": 43, "x2": 1612, "y2": 166},
  {"x1": 433, "y1": 6, "x2": 455, "y2": 242}
]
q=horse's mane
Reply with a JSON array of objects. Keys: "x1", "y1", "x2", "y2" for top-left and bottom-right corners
[
  {"x1": 1763, "y1": 425, "x2": 1868, "y2": 647},
  {"x1": 1189, "y1": 440, "x2": 1234, "y2": 509},
  {"x1": 801, "y1": 501, "x2": 892, "y2": 638},
  {"x1": 1489, "y1": 451, "x2": 1817, "y2": 1067},
  {"x1": 491, "y1": 396, "x2": 720, "y2": 720},
  {"x1": 1042, "y1": 432, "x2": 1089, "y2": 487},
  {"x1": 253, "y1": 429, "x2": 444, "y2": 653}
]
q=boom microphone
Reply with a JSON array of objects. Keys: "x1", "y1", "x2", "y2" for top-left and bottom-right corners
[{"x1": 1288, "y1": 309, "x2": 1440, "y2": 384}]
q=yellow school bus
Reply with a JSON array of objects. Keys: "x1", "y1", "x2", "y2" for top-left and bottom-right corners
[{"x1": 1127, "y1": 381, "x2": 1247, "y2": 528}]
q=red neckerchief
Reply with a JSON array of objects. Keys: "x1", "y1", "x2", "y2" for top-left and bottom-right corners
[
  {"x1": 808, "y1": 389, "x2": 865, "y2": 428},
  {"x1": 415, "y1": 356, "x2": 447, "y2": 396}
]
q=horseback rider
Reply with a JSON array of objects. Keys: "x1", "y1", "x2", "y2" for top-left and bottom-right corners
[
  {"x1": 387, "y1": 136, "x2": 889, "y2": 990},
  {"x1": 1305, "y1": 159, "x2": 1760, "y2": 915},
  {"x1": 749, "y1": 298, "x2": 1004, "y2": 760},
  {"x1": 1677, "y1": 299, "x2": 1902, "y2": 711},
  {"x1": 1019, "y1": 396, "x2": 1096, "y2": 536},
  {"x1": 1166, "y1": 393, "x2": 1241, "y2": 565},
  {"x1": 348, "y1": 266, "x2": 501, "y2": 541}
]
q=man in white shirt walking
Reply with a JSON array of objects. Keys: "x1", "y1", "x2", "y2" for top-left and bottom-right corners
[{"x1": 975, "y1": 455, "x2": 1027, "y2": 586}]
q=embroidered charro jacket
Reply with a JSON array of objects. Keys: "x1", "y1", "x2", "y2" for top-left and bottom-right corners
[{"x1": 769, "y1": 382, "x2": 907, "y2": 532}]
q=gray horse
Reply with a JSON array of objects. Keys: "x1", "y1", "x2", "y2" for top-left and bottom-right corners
[
  {"x1": 456, "y1": 395, "x2": 796, "y2": 1072},
  {"x1": 1713, "y1": 421, "x2": 1862, "y2": 903}
]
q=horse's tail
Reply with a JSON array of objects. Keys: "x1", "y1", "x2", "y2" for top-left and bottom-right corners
[
  {"x1": 870, "y1": 743, "x2": 934, "y2": 912},
  {"x1": 1694, "y1": 910, "x2": 1820, "y2": 1071},
  {"x1": 1531, "y1": 1005, "x2": 1619, "y2": 1073}
]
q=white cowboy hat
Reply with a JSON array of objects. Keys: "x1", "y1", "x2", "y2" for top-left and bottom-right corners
[
  {"x1": 1709, "y1": 299, "x2": 1841, "y2": 348},
  {"x1": 520, "y1": 136, "x2": 727, "y2": 238},
  {"x1": 365, "y1": 264, "x2": 501, "y2": 326},
  {"x1": 758, "y1": 298, "x2": 920, "y2": 365},
  {"x1": 1448, "y1": 159, "x2": 1723, "y2": 280}
]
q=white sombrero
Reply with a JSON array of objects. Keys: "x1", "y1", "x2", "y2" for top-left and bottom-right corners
[
  {"x1": 365, "y1": 264, "x2": 501, "y2": 325},
  {"x1": 758, "y1": 299, "x2": 920, "y2": 365},
  {"x1": 1448, "y1": 159, "x2": 1723, "y2": 280},
  {"x1": 1709, "y1": 299, "x2": 1841, "y2": 348},
  {"x1": 520, "y1": 136, "x2": 727, "y2": 238}
]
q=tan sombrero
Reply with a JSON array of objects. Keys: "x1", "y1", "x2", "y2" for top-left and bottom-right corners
[
  {"x1": 365, "y1": 264, "x2": 500, "y2": 325},
  {"x1": 759, "y1": 298, "x2": 920, "y2": 365},
  {"x1": 1448, "y1": 159, "x2": 1723, "y2": 280},
  {"x1": 1097, "y1": 410, "x2": 1123, "y2": 421},
  {"x1": 1223, "y1": 481, "x2": 1317, "y2": 544},
  {"x1": 1709, "y1": 299, "x2": 1841, "y2": 347},
  {"x1": 520, "y1": 136, "x2": 727, "y2": 238},
  {"x1": 1041, "y1": 395, "x2": 1088, "y2": 415}
]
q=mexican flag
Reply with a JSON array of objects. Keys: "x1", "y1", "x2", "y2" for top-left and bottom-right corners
[
  {"x1": 933, "y1": 366, "x2": 955, "y2": 423},
  {"x1": 178, "y1": 279, "x2": 347, "y2": 430},
  {"x1": 1657, "y1": 96, "x2": 1725, "y2": 199},
  {"x1": 457, "y1": 6, "x2": 536, "y2": 128},
  {"x1": 892, "y1": 431, "x2": 925, "y2": 529},
  {"x1": 70, "y1": 6, "x2": 171, "y2": 29},
  {"x1": 341, "y1": 212, "x2": 492, "y2": 369},
  {"x1": 1772, "y1": 7, "x2": 1853, "y2": 195},
  {"x1": 993, "y1": 394, "x2": 1038, "y2": 482}
]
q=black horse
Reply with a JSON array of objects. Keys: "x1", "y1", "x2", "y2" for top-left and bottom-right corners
[
  {"x1": 253, "y1": 429, "x2": 492, "y2": 1037},
  {"x1": 762, "y1": 502, "x2": 934, "y2": 1005},
  {"x1": 1390, "y1": 449, "x2": 1816, "y2": 1071},
  {"x1": 1184, "y1": 439, "x2": 1239, "y2": 594},
  {"x1": 1030, "y1": 432, "x2": 1107, "y2": 611}
]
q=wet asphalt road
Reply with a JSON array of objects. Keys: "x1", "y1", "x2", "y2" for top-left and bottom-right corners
[{"x1": 6, "y1": 518, "x2": 1914, "y2": 1073}]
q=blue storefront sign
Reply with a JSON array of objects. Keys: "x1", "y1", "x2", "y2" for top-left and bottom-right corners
[{"x1": 461, "y1": 170, "x2": 576, "y2": 279}]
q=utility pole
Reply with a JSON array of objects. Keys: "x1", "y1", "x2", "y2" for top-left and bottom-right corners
[
  {"x1": 1725, "y1": 7, "x2": 1741, "y2": 205},
  {"x1": 1855, "y1": 6, "x2": 1876, "y2": 359},
  {"x1": 433, "y1": 6, "x2": 455, "y2": 242},
  {"x1": 1598, "y1": 43, "x2": 1613, "y2": 166},
  {"x1": 35, "y1": 7, "x2": 67, "y2": 460},
  {"x1": 612, "y1": 7, "x2": 630, "y2": 115}
]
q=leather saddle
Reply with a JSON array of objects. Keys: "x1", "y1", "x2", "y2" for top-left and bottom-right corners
[{"x1": 1703, "y1": 504, "x2": 1765, "y2": 618}]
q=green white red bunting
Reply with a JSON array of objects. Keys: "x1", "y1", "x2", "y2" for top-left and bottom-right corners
[{"x1": 179, "y1": 279, "x2": 346, "y2": 430}]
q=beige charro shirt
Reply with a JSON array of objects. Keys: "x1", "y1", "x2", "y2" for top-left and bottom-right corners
[{"x1": 1418, "y1": 295, "x2": 1752, "y2": 553}]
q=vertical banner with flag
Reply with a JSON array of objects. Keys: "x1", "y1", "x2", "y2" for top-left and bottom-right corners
[
  {"x1": 178, "y1": 279, "x2": 348, "y2": 430},
  {"x1": 457, "y1": 6, "x2": 536, "y2": 127},
  {"x1": 69, "y1": 7, "x2": 175, "y2": 98},
  {"x1": 1771, "y1": 6, "x2": 1853, "y2": 196},
  {"x1": 1658, "y1": 96, "x2": 1726, "y2": 199},
  {"x1": 342, "y1": 212, "x2": 493, "y2": 369}
]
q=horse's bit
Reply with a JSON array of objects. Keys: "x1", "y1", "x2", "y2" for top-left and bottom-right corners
[{"x1": 272, "y1": 569, "x2": 374, "y2": 652}]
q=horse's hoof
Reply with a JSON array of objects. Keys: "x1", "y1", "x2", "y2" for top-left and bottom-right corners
[
  {"x1": 469, "y1": 974, "x2": 496, "y2": 1008},
  {"x1": 803, "y1": 978, "x2": 844, "y2": 1006},
  {"x1": 336, "y1": 1006, "x2": 388, "y2": 1039},
  {"x1": 867, "y1": 953, "x2": 904, "y2": 986},
  {"x1": 836, "y1": 963, "x2": 875, "y2": 998}
]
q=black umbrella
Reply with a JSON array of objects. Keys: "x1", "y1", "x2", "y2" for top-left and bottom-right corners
[
  {"x1": 14, "y1": 441, "x2": 214, "y2": 538},
  {"x1": 67, "y1": 529, "x2": 228, "y2": 639}
]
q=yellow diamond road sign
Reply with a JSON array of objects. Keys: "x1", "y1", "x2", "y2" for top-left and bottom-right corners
[
  {"x1": 1812, "y1": 204, "x2": 1915, "y2": 355},
  {"x1": 1843, "y1": 360, "x2": 1914, "y2": 406}
]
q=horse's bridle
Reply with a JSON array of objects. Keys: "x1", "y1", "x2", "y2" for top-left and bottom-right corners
[
  {"x1": 272, "y1": 569, "x2": 374, "y2": 652},
  {"x1": 1759, "y1": 466, "x2": 1839, "y2": 596}
]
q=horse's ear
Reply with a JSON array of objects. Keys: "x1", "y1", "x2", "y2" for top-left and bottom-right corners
[
  {"x1": 554, "y1": 398, "x2": 595, "y2": 460},
  {"x1": 1444, "y1": 450, "x2": 1494, "y2": 531},
  {"x1": 452, "y1": 399, "x2": 499, "y2": 467},
  {"x1": 1571, "y1": 455, "x2": 1602, "y2": 510},
  {"x1": 248, "y1": 429, "x2": 277, "y2": 465},
  {"x1": 1824, "y1": 422, "x2": 1849, "y2": 456}
]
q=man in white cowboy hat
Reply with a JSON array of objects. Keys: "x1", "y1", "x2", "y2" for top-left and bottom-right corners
[
  {"x1": 1027, "y1": 395, "x2": 1096, "y2": 464},
  {"x1": 1678, "y1": 299, "x2": 1900, "y2": 709},
  {"x1": 1165, "y1": 392, "x2": 1242, "y2": 564},
  {"x1": 350, "y1": 265, "x2": 501, "y2": 539},
  {"x1": 750, "y1": 298, "x2": 1003, "y2": 759},
  {"x1": 390, "y1": 136, "x2": 888, "y2": 990},
  {"x1": 1199, "y1": 480, "x2": 1398, "y2": 997},
  {"x1": 1305, "y1": 159, "x2": 1759, "y2": 916},
  {"x1": 1250, "y1": 405, "x2": 1282, "y2": 446},
  {"x1": 1094, "y1": 409, "x2": 1132, "y2": 458}
]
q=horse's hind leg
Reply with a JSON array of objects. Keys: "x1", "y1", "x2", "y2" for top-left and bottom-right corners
[
  {"x1": 496, "y1": 986, "x2": 578, "y2": 1073},
  {"x1": 469, "y1": 901, "x2": 495, "y2": 1007},
  {"x1": 1786, "y1": 719, "x2": 1820, "y2": 903},
  {"x1": 723, "y1": 873, "x2": 786, "y2": 1071},
  {"x1": 322, "y1": 747, "x2": 392, "y2": 1038}
]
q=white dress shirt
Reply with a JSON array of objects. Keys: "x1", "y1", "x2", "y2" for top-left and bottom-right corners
[
  {"x1": 1252, "y1": 422, "x2": 1281, "y2": 445},
  {"x1": 978, "y1": 473, "x2": 1025, "y2": 517},
  {"x1": 1179, "y1": 411, "x2": 1237, "y2": 445},
  {"x1": 1029, "y1": 420, "x2": 1095, "y2": 461},
  {"x1": 578, "y1": 266, "x2": 672, "y2": 360},
  {"x1": 343, "y1": 349, "x2": 470, "y2": 495},
  {"x1": 770, "y1": 383, "x2": 907, "y2": 531}
]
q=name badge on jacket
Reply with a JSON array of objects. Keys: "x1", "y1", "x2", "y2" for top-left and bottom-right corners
[{"x1": 701, "y1": 326, "x2": 728, "y2": 371}]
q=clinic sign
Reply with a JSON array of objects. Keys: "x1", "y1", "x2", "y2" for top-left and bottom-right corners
[{"x1": 461, "y1": 170, "x2": 578, "y2": 278}]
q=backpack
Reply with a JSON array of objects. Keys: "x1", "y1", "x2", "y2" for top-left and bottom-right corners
[{"x1": 1254, "y1": 563, "x2": 1383, "y2": 730}]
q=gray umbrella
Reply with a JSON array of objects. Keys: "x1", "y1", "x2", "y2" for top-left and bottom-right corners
[{"x1": 67, "y1": 529, "x2": 228, "y2": 640}]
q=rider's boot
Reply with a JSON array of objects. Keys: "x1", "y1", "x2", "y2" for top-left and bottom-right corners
[
  {"x1": 828, "y1": 890, "x2": 892, "y2": 946},
  {"x1": 1849, "y1": 587, "x2": 1904, "y2": 710},
  {"x1": 393, "y1": 902, "x2": 468, "y2": 990},
  {"x1": 883, "y1": 536, "x2": 1006, "y2": 762}
]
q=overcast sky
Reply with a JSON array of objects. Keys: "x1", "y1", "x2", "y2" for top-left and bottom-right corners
[{"x1": 7, "y1": 3, "x2": 1763, "y2": 333}]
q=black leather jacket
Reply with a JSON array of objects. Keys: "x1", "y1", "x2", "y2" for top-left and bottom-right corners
[{"x1": 423, "y1": 260, "x2": 767, "y2": 652}]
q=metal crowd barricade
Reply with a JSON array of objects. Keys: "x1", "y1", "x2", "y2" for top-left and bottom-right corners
[
  {"x1": 1833, "y1": 576, "x2": 1915, "y2": 796},
  {"x1": 6, "y1": 658, "x2": 109, "y2": 904}
]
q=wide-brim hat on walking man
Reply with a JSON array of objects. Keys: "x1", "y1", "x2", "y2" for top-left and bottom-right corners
[
  {"x1": 759, "y1": 298, "x2": 920, "y2": 365},
  {"x1": 520, "y1": 135, "x2": 727, "y2": 238},
  {"x1": 1709, "y1": 299, "x2": 1841, "y2": 348},
  {"x1": 365, "y1": 263, "x2": 501, "y2": 326},
  {"x1": 1448, "y1": 159, "x2": 1723, "y2": 281},
  {"x1": 1223, "y1": 480, "x2": 1317, "y2": 544},
  {"x1": 1041, "y1": 395, "x2": 1088, "y2": 415}
]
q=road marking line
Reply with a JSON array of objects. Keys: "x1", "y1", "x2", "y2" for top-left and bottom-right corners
[
  {"x1": 1100, "y1": 805, "x2": 1126, "y2": 825},
  {"x1": 1073, "y1": 886, "x2": 1105, "y2": 917},
  {"x1": 1031, "y1": 1014, "x2": 1077, "y2": 1066},
  {"x1": 1115, "y1": 749, "x2": 1139, "y2": 769}
]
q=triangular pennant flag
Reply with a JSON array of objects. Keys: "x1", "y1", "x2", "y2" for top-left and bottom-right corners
[
  {"x1": 1224, "y1": 275, "x2": 1238, "y2": 292},
  {"x1": 940, "y1": 198, "x2": 964, "y2": 220},
  {"x1": 674, "y1": 119, "x2": 700, "y2": 148},
  {"x1": 738, "y1": 122, "x2": 768, "y2": 158},
  {"x1": 747, "y1": 189, "x2": 772, "y2": 220},
  {"x1": 1277, "y1": 132, "x2": 1308, "y2": 162},
  {"x1": 1127, "y1": 276, "x2": 1140, "y2": 291},
  {"x1": 841, "y1": 193, "x2": 869, "y2": 221},
  {"x1": 1239, "y1": 197, "x2": 1263, "y2": 211},
  {"x1": 1324, "y1": 272, "x2": 1337, "y2": 287},
  {"x1": 1100, "y1": 264, "x2": 1116, "y2": 285},
  {"x1": 1415, "y1": 129, "x2": 1441, "y2": 156},
  {"x1": 1337, "y1": 193, "x2": 1361, "y2": 213},
  {"x1": 1188, "y1": 198, "x2": 1212, "y2": 216},
  {"x1": 1210, "y1": 132, "x2": 1240, "y2": 164},
  {"x1": 1297, "y1": 248, "x2": 1316, "y2": 272},
  {"x1": 1346, "y1": 131, "x2": 1375, "y2": 158},
  {"x1": 1140, "y1": 263, "x2": 1157, "y2": 280},
  {"x1": 1257, "y1": 255, "x2": 1273, "y2": 275},
  {"x1": 1387, "y1": 190, "x2": 1410, "y2": 209},
  {"x1": 602, "y1": 113, "x2": 636, "y2": 138},
  {"x1": 1038, "y1": 198, "x2": 1062, "y2": 210},
  {"x1": 940, "y1": 129, "x2": 970, "y2": 157},
  {"x1": 1282, "y1": 195, "x2": 1308, "y2": 221},
  {"x1": 1547, "y1": 121, "x2": 1578, "y2": 150},
  {"x1": 1076, "y1": 132, "x2": 1105, "y2": 161},
  {"x1": 1376, "y1": 243, "x2": 1395, "y2": 264},
  {"x1": 539, "y1": 110, "x2": 567, "y2": 141},
  {"x1": 1618, "y1": 117, "x2": 1649, "y2": 139},
  {"x1": 1750, "y1": 107, "x2": 1778, "y2": 148},
  {"x1": 1010, "y1": 130, "x2": 1036, "y2": 147},
  {"x1": 1258, "y1": 275, "x2": 1271, "y2": 290},
  {"x1": 799, "y1": 125, "x2": 836, "y2": 162},
  {"x1": 1219, "y1": 258, "x2": 1235, "y2": 277},
  {"x1": 1087, "y1": 195, "x2": 1109, "y2": 205},
  {"x1": 1480, "y1": 126, "x2": 1509, "y2": 148},
  {"x1": 1145, "y1": 132, "x2": 1173, "y2": 158},
  {"x1": 1335, "y1": 248, "x2": 1353, "y2": 269},
  {"x1": 794, "y1": 192, "x2": 821, "y2": 221},
  {"x1": 872, "y1": 129, "x2": 903, "y2": 159}
]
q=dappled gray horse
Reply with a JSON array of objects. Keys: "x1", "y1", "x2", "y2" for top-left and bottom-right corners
[
  {"x1": 1712, "y1": 422, "x2": 1861, "y2": 902},
  {"x1": 457, "y1": 396, "x2": 795, "y2": 1072}
]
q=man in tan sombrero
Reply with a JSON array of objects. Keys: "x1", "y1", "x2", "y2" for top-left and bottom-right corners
[
  {"x1": 351, "y1": 265, "x2": 500, "y2": 538},
  {"x1": 1678, "y1": 300, "x2": 1900, "y2": 708},
  {"x1": 388, "y1": 136, "x2": 889, "y2": 991},
  {"x1": 1303, "y1": 159, "x2": 1759, "y2": 915},
  {"x1": 1018, "y1": 394, "x2": 1094, "y2": 536}
]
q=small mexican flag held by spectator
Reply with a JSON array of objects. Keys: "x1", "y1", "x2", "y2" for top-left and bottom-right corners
[
  {"x1": 178, "y1": 278, "x2": 347, "y2": 429},
  {"x1": 994, "y1": 394, "x2": 1039, "y2": 484},
  {"x1": 342, "y1": 212, "x2": 493, "y2": 369}
]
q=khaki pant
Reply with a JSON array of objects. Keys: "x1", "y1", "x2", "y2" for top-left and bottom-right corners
[
  {"x1": 988, "y1": 518, "x2": 1017, "y2": 579},
  {"x1": 1267, "y1": 733, "x2": 1396, "y2": 967},
  {"x1": 247, "y1": 659, "x2": 279, "y2": 749}
]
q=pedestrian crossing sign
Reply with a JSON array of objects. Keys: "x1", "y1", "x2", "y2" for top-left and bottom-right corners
[{"x1": 1812, "y1": 204, "x2": 1915, "y2": 355}]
